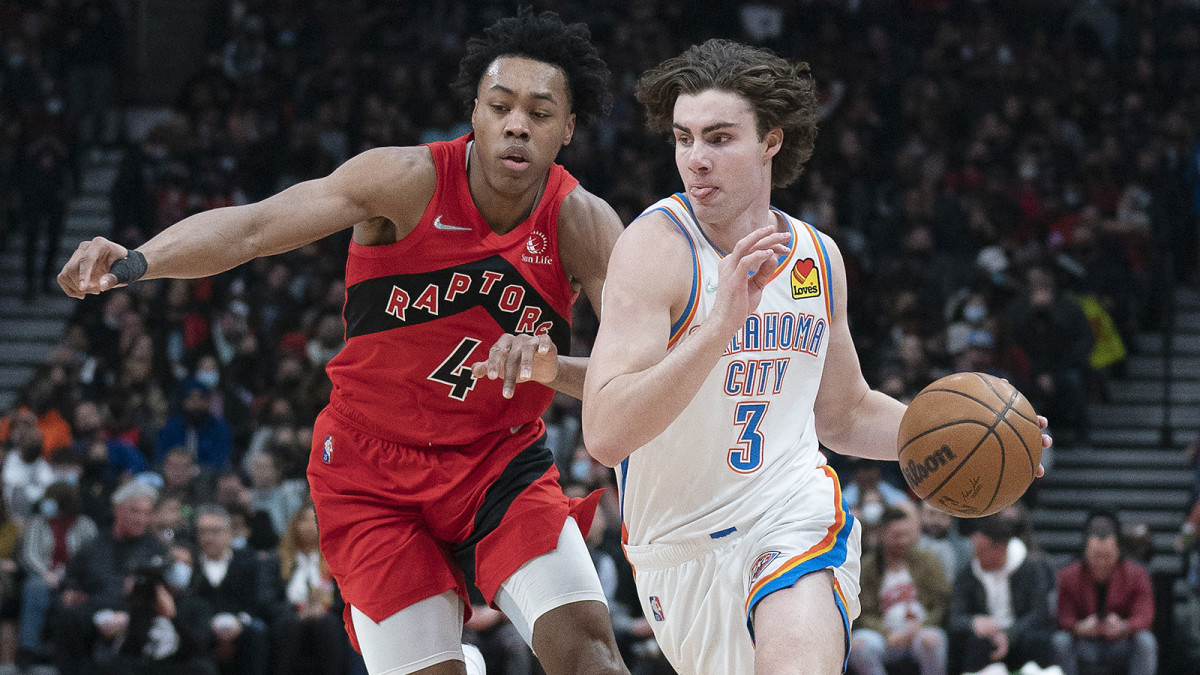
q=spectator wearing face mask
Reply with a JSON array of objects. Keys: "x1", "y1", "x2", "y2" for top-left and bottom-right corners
[
  {"x1": 2, "y1": 411, "x2": 56, "y2": 522},
  {"x1": 154, "y1": 380, "x2": 233, "y2": 472},
  {"x1": 1008, "y1": 266, "x2": 1093, "y2": 446},
  {"x1": 17, "y1": 482, "x2": 98, "y2": 666},
  {"x1": 71, "y1": 401, "x2": 146, "y2": 481},
  {"x1": 53, "y1": 480, "x2": 168, "y2": 675}
]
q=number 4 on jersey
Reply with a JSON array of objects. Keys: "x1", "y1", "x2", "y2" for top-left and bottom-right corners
[
  {"x1": 729, "y1": 402, "x2": 768, "y2": 473},
  {"x1": 429, "y1": 337, "x2": 481, "y2": 401}
]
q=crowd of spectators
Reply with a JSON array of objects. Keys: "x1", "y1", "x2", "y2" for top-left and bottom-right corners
[{"x1": 2, "y1": 0, "x2": 1200, "y2": 673}]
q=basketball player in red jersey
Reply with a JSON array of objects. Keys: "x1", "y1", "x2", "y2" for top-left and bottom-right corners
[{"x1": 58, "y1": 10, "x2": 627, "y2": 675}]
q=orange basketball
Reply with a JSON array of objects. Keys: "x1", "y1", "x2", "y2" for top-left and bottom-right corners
[{"x1": 897, "y1": 372, "x2": 1042, "y2": 518}]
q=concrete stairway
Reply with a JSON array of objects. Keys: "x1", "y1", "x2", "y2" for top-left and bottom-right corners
[
  {"x1": 0, "y1": 149, "x2": 121, "y2": 411},
  {"x1": 1031, "y1": 287, "x2": 1200, "y2": 573}
]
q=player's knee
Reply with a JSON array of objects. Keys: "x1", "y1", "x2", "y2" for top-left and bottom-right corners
[{"x1": 532, "y1": 602, "x2": 627, "y2": 675}]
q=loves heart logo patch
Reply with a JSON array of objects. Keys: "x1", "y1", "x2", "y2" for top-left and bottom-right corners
[{"x1": 791, "y1": 257, "x2": 821, "y2": 300}]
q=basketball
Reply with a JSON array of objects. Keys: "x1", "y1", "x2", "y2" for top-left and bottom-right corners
[{"x1": 897, "y1": 372, "x2": 1042, "y2": 518}]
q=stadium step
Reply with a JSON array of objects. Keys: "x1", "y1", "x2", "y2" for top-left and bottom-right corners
[
  {"x1": 1042, "y1": 467, "x2": 1193, "y2": 490},
  {"x1": 1126, "y1": 354, "x2": 1200, "y2": 379},
  {"x1": 0, "y1": 151, "x2": 119, "y2": 409},
  {"x1": 1052, "y1": 447, "x2": 1192, "y2": 470},
  {"x1": 1035, "y1": 487, "x2": 1192, "y2": 511},
  {"x1": 1108, "y1": 379, "x2": 1200, "y2": 405},
  {"x1": 1031, "y1": 508, "x2": 1185, "y2": 531},
  {"x1": 1086, "y1": 403, "x2": 1200, "y2": 429}
]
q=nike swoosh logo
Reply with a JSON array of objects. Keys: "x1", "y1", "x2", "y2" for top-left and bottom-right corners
[
  {"x1": 434, "y1": 215, "x2": 471, "y2": 232},
  {"x1": 705, "y1": 281, "x2": 718, "y2": 293}
]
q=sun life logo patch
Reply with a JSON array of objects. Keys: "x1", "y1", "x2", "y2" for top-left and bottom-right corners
[
  {"x1": 791, "y1": 258, "x2": 821, "y2": 300},
  {"x1": 522, "y1": 231, "x2": 553, "y2": 265}
]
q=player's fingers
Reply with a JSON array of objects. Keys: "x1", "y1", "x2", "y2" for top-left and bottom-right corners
[
  {"x1": 1036, "y1": 415, "x2": 1048, "y2": 430},
  {"x1": 1035, "y1": 463, "x2": 1045, "y2": 478},
  {"x1": 536, "y1": 332, "x2": 554, "y2": 355},
  {"x1": 501, "y1": 345, "x2": 522, "y2": 399},
  {"x1": 1041, "y1": 432, "x2": 1053, "y2": 449},
  {"x1": 485, "y1": 336, "x2": 513, "y2": 379},
  {"x1": 77, "y1": 238, "x2": 112, "y2": 293},
  {"x1": 516, "y1": 336, "x2": 536, "y2": 382}
]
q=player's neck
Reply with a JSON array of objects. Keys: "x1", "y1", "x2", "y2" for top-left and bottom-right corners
[
  {"x1": 697, "y1": 203, "x2": 780, "y2": 256},
  {"x1": 466, "y1": 141, "x2": 548, "y2": 235}
]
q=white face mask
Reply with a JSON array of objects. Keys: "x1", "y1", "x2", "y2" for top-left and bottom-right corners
[
  {"x1": 165, "y1": 561, "x2": 192, "y2": 590},
  {"x1": 861, "y1": 501, "x2": 885, "y2": 526}
]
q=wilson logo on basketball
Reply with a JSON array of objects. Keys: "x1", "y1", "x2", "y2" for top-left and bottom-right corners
[
  {"x1": 902, "y1": 444, "x2": 958, "y2": 487},
  {"x1": 791, "y1": 258, "x2": 821, "y2": 300}
]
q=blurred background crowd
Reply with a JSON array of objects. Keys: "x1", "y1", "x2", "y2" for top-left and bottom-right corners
[{"x1": 1, "y1": 0, "x2": 1200, "y2": 674}]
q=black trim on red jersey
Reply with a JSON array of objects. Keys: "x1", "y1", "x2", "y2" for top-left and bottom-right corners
[
  {"x1": 343, "y1": 255, "x2": 571, "y2": 352},
  {"x1": 452, "y1": 435, "x2": 554, "y2": 579}
]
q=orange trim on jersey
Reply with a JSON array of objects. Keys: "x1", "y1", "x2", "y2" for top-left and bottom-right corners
[
  {"x1": 764, "y1": 215, "x2": 798, "y2": 284},
  {"x1": 659, "y1": 206, "x2": 702, "y2": 349},
  {"x1": 798, "y1": 221, "x2": 833, "y2": 323},
  {"x1": 744, "y1": 465, "x2": 845, "y2": 611}
]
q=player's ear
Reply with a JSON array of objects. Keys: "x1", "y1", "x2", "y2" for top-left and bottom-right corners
[
  {"x1": 763, "y1": 128, "x2": 783, "y2": 160},
  {"x1": 562, "y1": 113, "x2": 576, "y2": 147}
]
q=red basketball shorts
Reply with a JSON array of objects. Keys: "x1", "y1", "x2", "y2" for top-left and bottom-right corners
[{"x1": 307, "y1": 400, "x2": 601, "y2": 651}]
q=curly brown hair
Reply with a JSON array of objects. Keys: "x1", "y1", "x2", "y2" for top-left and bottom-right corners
[{"x1": 635, "y1": 39, "x2": 818, "y2": 188}]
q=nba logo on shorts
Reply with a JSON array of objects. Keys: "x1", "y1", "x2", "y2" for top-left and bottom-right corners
[
  {"x1": 322, "y1": 435, "x2": 333, "y2": 463},
  {"x1": 649, "y1": 596, "x2": 665, "y2": 622}
]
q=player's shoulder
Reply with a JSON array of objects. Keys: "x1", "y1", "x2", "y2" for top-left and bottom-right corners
[
  {"x1": 559, "y1": 184, "x2": 620, "y2": 227},
  {"x1": 612, "y1": 201, "x2": 694, "y2": 267},
  {"x1": 334, "y1": 145, "x2": 435, "y2": 188}
]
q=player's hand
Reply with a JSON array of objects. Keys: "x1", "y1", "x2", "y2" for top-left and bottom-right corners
[
  {"x1": 710, "y1": 227, "x2": 791, "y2": 335},
  {"x1": 58, "y1": 236, "x2": 129, "y2": 298},
  {"x1": 1074, "y1": 614, "x2": 1100, "y2": 638},
  {"x1": 471, "y1": 333, "x2": 558, "y2": 399},
  {"x1": 989, "y1": 631, "x2": 1009, "y2": 660},
  {"x1": 1035, "y1": 415, "x2": 1052, "y2": 478},
  {"x1": 972, "y1": 614, "x2": 1000, "y2": 639},
  {"x1": 1101, "y1": 613, "x2": 1126, "y2": 640}
]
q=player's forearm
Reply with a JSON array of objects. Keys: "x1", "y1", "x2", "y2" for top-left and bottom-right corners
[
  {"x1": 583, "y1": 328, "x2": 728, "y2": 467},
  {"x1": 137, "y1": 205, "x2": 268, "y2": 280},
  {"x1": 546, "y1": 356, "x2": 588, "y2": 400},
  {"x1": 820, "y1": 390, "x2": 906, "y2": 461}
]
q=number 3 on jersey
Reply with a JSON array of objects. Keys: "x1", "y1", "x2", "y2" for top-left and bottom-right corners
[
  {"x1": 429, "y1": 337, "x2": 481, "y2": 401},
  {"x1": 728, "y1": 402, "x2": 768, "y2": 473}
]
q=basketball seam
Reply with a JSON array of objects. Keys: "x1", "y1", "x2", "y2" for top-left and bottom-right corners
[
  {"x1": 920, "y1": 386, "x2": 1020, "y2": 515},
  {"x1": 978, "y1": 375, "x2": 1039, "y2": 478}
]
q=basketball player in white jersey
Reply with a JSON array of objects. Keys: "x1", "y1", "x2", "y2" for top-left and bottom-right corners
[{"x1": 582, "y1": 40, "x2": 1046, "y2": 674}]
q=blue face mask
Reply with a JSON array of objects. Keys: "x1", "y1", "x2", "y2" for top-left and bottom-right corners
[
  {"x1": 571, "y1": 459, "x2": 591, "y2": 482},
  {"x1": 194, "y1": 370, "x2": 219, "y2": 389},
  {"x1": 963, "y1": 304, "x2": 987, "y2": 324},
  {"x1": 39, "y1": 500, "x2": 58, "y2": 519},
  {"x1": 165, "y1": 561, "x2": 192, "y2": 590},
  {"x1": 231, "y1": 536, "x2": 247, "y2": 550}
]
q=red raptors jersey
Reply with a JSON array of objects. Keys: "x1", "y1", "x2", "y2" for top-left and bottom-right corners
[{"x1": 325, "y1": 134, "x2": 579, "y2": 446}]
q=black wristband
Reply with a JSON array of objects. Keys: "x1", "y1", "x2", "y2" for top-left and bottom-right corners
[{"x1": 110, "y1": 250, "x2": 148, "y2": 285}]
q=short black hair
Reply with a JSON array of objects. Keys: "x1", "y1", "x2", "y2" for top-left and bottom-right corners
[
  {"x1": 452, "y1": 7, "x2": 612, "y2": 126},
  {"x1": 975, "y1": 513, "x2": 1016, "y2": 544}
]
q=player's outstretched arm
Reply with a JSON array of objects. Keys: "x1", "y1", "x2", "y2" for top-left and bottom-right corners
[
  {"x1": 58, "y1": 146, "x2": 433, "y2": 298},
  {"x1": 812, "y1": 236, "x2": 908, "y2": 461},
  {"x1": 468, "y1": 188, "x2": 623, "y2": 400},
  {"x1": 582, "y1": 215, "x2": 788, "y2": 467}
]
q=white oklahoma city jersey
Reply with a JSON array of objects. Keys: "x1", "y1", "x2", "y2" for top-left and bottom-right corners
[{"x1": 618, "y1": 194, "x2": 835, "y2": 547}]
